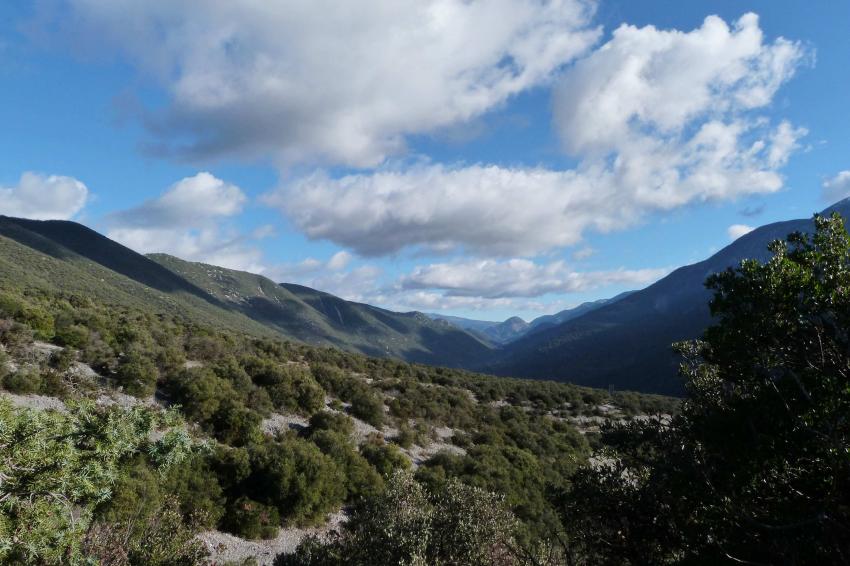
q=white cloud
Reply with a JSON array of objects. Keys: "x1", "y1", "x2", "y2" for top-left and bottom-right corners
[
  {"x1": 270, "y1": 14, "x2": 806, "y2": 257},
  {"x1": 727, "y1": 224, "x2": 755, "y2": 240},
  {"x1": 106, "y1": 172, "x2": 265, "y2": 272},
  {"x1": 399, "y1": 258, "x2": 669, "y2": 298},
  {"x1": 327, "y1": 251, "x2": 353, "y2": 271},
  {"x1": 61, "y1": 0, "x2": 600, "y2": 167},
  {"x1": 0, "y1": 172, "x2": 88, "y2": 220},
  {"x1": 376, "y1": 290, "x2": 564, "y2": 314},
  {"x1": 823, "y1": 171, "x2": 850, "y2": 203},
  {"x1": 554, "y1": 14, "x2": 804, "y2": 155},
  {"x1": 109, "y1": 172, "x2": 245, "y2": 228}
]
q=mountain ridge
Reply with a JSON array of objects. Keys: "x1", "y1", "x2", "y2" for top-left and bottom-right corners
[
  {"x1": 0, "y1": 215, "x2": 491, "y2": 369},
  {"x1": 484, "y1": 202, "x2": 850, "y2": 394}
]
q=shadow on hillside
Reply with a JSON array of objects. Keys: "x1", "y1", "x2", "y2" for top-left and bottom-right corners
[{"x1": 0, "y1": 216, "x2": 230, "y2": 309}]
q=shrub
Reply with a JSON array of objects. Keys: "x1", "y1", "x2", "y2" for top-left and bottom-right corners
[
  {"x1": 248, "y1": 437, "x2": 346, "y2": 526},
  {"x1": 55, "y1": 323, "x2": 90, "y2": 350},
  {"x1": 0, "y1": 400, "x2": 191, "y2": 564},
  {"x1": 2, "y1": 367, "x2": 42, "y2": 394},
  {"x1": 308, "y1": 410, "x2": 355, "y2": 437},
  {"x1": 85, "y1": 496, "x2": 209, "y2": 565},
  {"x1": 280, "y1": 472, "x2": 518, "y2": 566},
  {"x1": 393, "y1": 423, "x2": 415, "y2": 449},
  {"x1": 222, "y1": 496, "x2": 281, "y2": 540},
  {"x1": 360, "y1": 435, "x2": 411, "y2": 477},
  {"x1": 308, "y1": 429, "x2": 384, "y2": 501},
  {"x1": 349, "y1": 389, "x2": 384, "y2": 428},
  {"x1": 115, "y1": 353, "x2": 158, "y2": 397},
  {"x1": 49, "y1": 347, "x2": 76, "y2": 372}
]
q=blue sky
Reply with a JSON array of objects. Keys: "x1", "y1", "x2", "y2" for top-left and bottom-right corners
[{"x1": 1, "y1": 1, "x2": 848, "y2": 322}]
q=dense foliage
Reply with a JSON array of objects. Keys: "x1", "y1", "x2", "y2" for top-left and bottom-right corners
[
  {"x1": 280, "y1": 471, "x2": 519, "y2": 566},
  {"x1": 557, "y1": 213, "x2": 850, "y2": 564},
  {"x1": 0, "y1": 400, "x2": 193, "y2": 564},
  {"x1": 0, "y1": 260, "x2": 677, "y2": 564}
]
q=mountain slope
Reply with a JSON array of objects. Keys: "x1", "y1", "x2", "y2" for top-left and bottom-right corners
[
  {"x1": 487, "y1": 202, "x2": 850, "y2": 395},
  {"x1": 0, "y1": 215, "x2": 276, "y2": 336},
  {"x1": 525, "y1": 291, "x2": 635, "y2": 336},
  {"x1": 149, "y1": 254, "x2": 493, "y2": 367},
  {"x1": 0, "y1": 215, "x2": 492, "y2": 368}
]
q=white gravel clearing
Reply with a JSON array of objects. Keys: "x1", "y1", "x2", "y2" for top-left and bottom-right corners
[
  {"x1": 1, "y1": 391, "x2": 66, "y2": 412},
  {"x1": 198, "y1": 511, "x2": 347, "y2": 565},
  {"x1": 261, "y1": 412, "x2": 309, "y2": 435}
]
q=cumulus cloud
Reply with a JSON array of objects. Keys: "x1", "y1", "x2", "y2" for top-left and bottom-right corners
[
  {"x1": 554, "y1": 14, "x2": 804, "y2": 155},
  {"x1": 727, "y1": 224, "x2": 755, "y2": 240},
  {"x1": 270, "y1": 14, "x2": 806, "y2": 257},
  {"x1": 106, "y1": 172, "x2": 265, "y2": 272},
  {"x1": 60, "y1": 0, "x2": 600, "y2": 166},
  {"x1": 400, "y1": 258, "x2": 669, "y2": 298},
  {"x1": 823, "y1": 171, "x2": 850, "y2": 203},
  {"x1": 0, "y1": 172, "x2": 88, "y2": 220},
  {"x1": 109, "y1": 172, "x2": 245, "y2": 228}
]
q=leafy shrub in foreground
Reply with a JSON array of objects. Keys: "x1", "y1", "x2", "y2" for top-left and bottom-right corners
[
  {"x1": 0, "y1": 400, "x2": 191, "y2": 564},
  {"x1": 279, "y1": 471, "x2": 518, "y2": 566}
]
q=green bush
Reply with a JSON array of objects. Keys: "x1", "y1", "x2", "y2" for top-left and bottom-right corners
[
  {"x1": 54, "y1": 323, "x2": 90, "y2": 350},
  {"x1": 115, "y1": 353, "x2": 159, "y2": 397},
  {"x1": 393, "y1": 423, "x2": 415, "y2": 449},
  {"x1": 308, "y1": 429, "x2": 384, "y2": 501},
  {"x1": 308, "y1": 410, "x2": 355, "y2": 437},
  {"x1": 360, "y1": 435, "x2": 411, "y2": 477},
  {"x1": 49, "y1": 347, "x2": 76, "y2": 372},
  {"x1": 2, "y1": 367, "x2": 42, "y2": 394},
  {"x1": 246, "y1": 359, "x2": 325, "y2": 414},
  {"x1": 248, "y1": 436, "x2": 346, "y2": 526},
  {"x1": 85, "y1": 496, "x2": 209, "y2": 565},
  {"x1": 0, "y1": 400, "x2": 191, "y2": 564},
  {"x1": 349, "y1": 389, "x2": 384, "y2": 428},
  {"x1": 222, "y1": 496, "x2": 281, "y2": 540},
  {"x1": 280, "y1": 472, "x2": 518, "y2": 566}
]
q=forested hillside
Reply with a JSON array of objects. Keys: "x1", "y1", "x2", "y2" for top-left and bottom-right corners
[
  {"x1": 151, "y1": 253, "x2": 492, "y2": 366},
  {"x1": 0, "y1": 216, "x2": 492, "y2": 368},
  {"x1": 0, "y1": 229, "x2": 677, "y2": 564}
]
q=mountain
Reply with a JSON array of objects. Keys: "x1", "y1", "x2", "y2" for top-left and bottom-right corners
[
  {"x1": 0, "y1": 215, "x2": 492, "y2": 368},
  {"x1": 426, "y1": 314, "x2": 500, "y2": 335},
  {"x1": 0, "y1": 215, "x2": 276, "y2": 336},
  {"x1": 430, "y1": 294, "x2": 632, "y2": 345},
  {"x1": 525, "y1": 292, "x2": 635, "y2": 335},
  {"x1": 150, "y1": 254, "x2": 493, "y2": 366},
  {"x1": 426, "y1": 313, "x2": 527, "y2": 345},
  {"x1": 485, "y1": 202, "x2": 850, "y2": 395}
]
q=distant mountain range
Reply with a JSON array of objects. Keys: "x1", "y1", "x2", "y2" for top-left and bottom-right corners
[
  {"x1": 2, "y1": 200, "x2": 846, "y2": 396},
  {"x1": 427, "y1": 291, "x2": 634, "y2": 345},
  {"x1": 481, "y1": 200, "x2": 850, "y2": 395}
]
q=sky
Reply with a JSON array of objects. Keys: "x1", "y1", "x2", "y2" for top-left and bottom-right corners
[{"x1": 0, "y1": 0, "x2": 848, "y2": 322}]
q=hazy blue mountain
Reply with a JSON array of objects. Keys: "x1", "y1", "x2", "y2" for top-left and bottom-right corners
[
  {"x1": 525, "y1": 292, "x2": 636, "y2": 335},
  {"x1": 429, "y1": 294, "x2": 632, "y2": 345},
  {"x1": 485, "y1": 201, "x2": 850, "y2": 395}
]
